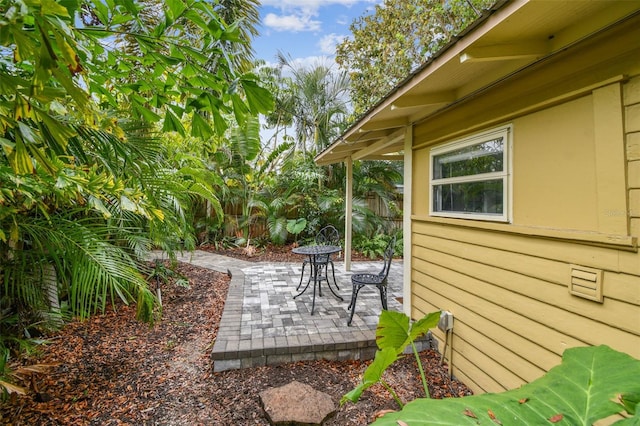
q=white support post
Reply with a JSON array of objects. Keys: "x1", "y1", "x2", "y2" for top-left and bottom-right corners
[
  {"x1": 344, "y1": 157, "x2": 353, "y2": 271},
  {"x1": 403, "y1": 127, "x2": 413, "y2": 317}
]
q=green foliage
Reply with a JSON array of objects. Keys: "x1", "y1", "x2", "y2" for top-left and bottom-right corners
[
  {"x1": 214, "y1": 59, "x2": 403, "y2": 247},
  {"x1": 353, "y1": 233, "x2": 390, "y2": 259},
  {"x1": 344, "y1": 313, "x2": 640, "y2": 426},
  {"x1": 342, "y1": 310, "x2": 441, "y2": 407},
  {"x1": 0, "y1": 307, "x2": 50, "y2": 396},
  {"x1": 269, "y1": 54, "x2": 351, "y2": 155},
  {"x1": 336, "y1": 0, "x2": 495, "y2": 114},
  {"x1": 149, "y1": 260, "x2": 189, "y2": 289},
  {"x1": 213, "y1": 0, "x2": 261, "y2": 72},
  {"x1": 372, "y1": 345, "x2": 640, "y2": 425},
  {"x1": 354, "y1": 231, "x2": 402, "y2": 259},
  {"x1": 0, "y1": 0, "x2": 272, "y2": 358},
  {"x1": 0, "y1": 0, "x2": 274, "y2": 175},
  {"x1": 286, "y1": 218, "x2": 307, "y2": 237},
  {"x1": 620, "y1": 392, "x2": 640, "y2": 416},
  {"x1": 0, "y1": 346, "x2": 25, "y2": 397},
  {"x1": 344, "y1": 347, "x2": 404, "y2": 407},
  {"x1": 256, "y1": 153, "x2": 341, "y2": 243}
]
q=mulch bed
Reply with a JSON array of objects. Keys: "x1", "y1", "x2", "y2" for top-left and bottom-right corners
[
  {"x1": 199, "y1": 242, "x2": 377, "y2": 263},
  {"x1": 1, "y1": 253, "x2": 472, "y2": 425}
]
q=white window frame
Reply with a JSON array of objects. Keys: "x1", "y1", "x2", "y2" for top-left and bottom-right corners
[{"x1": 429, "y1": 125, "x2": 512, "y2": 222}]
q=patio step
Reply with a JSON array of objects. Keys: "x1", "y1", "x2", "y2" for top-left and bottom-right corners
[
  {"x1": 152, "y1": 250, "x2": 430, "y2": 372},
  {"x1": 212, "y1": 334, "x2": 432, "y2": 372},
  {"x1": 211, "y1": 328, "x2": 385, "y2": 371},
  {"x1": 209, "y1": 255, "x2": 430, "y2": 372}
]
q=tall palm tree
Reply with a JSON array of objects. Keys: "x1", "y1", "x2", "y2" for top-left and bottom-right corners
[
  {"x1": 258, "y1": 61, "x2": 296, "y2": 152},
  {"x1": 215, "y1": 0, "x2": 261, "y2": 72},
  {"x1": 211, "y1": 116, "x2": 264, "y2": 244},
  {"x1": 275, "y1": 53, "x2": 351, "y2": 154}
]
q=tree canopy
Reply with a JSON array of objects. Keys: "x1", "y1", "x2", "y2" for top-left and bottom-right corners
[
  {"x1": 273, "y1": 53, "x2": 351, "y2": 155},
  {"x1": 0, "y1": 0, "x2": 272, "y2": 333},
  {"x1": 335, "y1": 0, "x2": 495, "y2": 116}
]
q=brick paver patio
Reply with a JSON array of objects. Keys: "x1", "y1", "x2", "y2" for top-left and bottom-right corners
[{"x1": 154, "y1": 250, "x2": 422, "y2": 372}]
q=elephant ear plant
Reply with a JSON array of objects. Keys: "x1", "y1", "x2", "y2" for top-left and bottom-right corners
[
  {"x1": 342, "y1": 311, "x2": 640, "y2": 425},
  {"x1": 341, "y1": 310, "x2": 441, "y2": 407}
]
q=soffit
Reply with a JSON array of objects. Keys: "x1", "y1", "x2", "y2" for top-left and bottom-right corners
[{"x1": 316, "y1": 0, "x2": 640, "y2": 166}]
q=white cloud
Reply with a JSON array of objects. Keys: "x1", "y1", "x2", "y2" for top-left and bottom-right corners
[
  {"x1": 287, "y1": 55, "x2": 335, "y2": 70},
  {"x1": 336, "y1": 14, "x2": 349, "y2": 25},
  {"x1": 261, "y1": 55, "x2": 340, "y2": 77},
  {"x1": 263, "y1": 13, "x2": 321, "y2": 32},
  {"x1": 318, "y1": 33, "x2": 347, "y2": 55},
  {"x1": 260, "y1": 0, "x2": 368, "y2": 14},
  {"x1": 261, "y1": 0, "x2": 377, "y2": 32},
  {"x1": 268, "y1": 58, "x2": 344, "y2": 78}
]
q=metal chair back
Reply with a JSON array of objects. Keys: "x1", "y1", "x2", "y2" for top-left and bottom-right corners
[
  {"x1": 346, "y1": 235, "x2": 396, "y2": 326},
  {"x1": 378, "y1": 236, "x2": 396, "y2": 282},
  {"x1": 316, "y1": 225, "x2": 340, "y2": 246}
]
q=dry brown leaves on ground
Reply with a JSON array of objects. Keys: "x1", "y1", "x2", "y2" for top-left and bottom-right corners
[
  {"x1": 1, "y1": 261, "x2": 471, "y2": 425},
  {"x1": 199, "y1": 243, "x2": 377, "y2": 263}
]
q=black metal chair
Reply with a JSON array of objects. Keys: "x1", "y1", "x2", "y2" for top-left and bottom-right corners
[
  {"x1": 347, "y1": 236, "x2": 396, "y2": 326},
  {"x1": 297, "y1": 225, "x2": 340, "y2": 292}
]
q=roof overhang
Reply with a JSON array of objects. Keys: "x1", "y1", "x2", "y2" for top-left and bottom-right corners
[{"x1": 315, "y1": 0, "x2": 640, "y2": 166}]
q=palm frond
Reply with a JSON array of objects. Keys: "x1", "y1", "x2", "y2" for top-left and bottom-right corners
[{"x1": 16, "y1": 216, "x2": 157, "y2": 322}]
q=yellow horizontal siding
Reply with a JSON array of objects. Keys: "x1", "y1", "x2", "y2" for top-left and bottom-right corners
[
  {"x1": 452, "y1": 320, "x2": 545, "y2": 386},
  {"x1": 605, "y1": 271, "x2": 640, "y2": 304},
  {"x1": 408, "y1": 41, "x2": 640, "y2": 397},
  {"x1": 413, "y1": 262, "x2": 588, "y2": 354},
  {"x1": 410, "y1": 213, "x2": 640, "y2": 393},
  {"x1": 632, "y1": 218, "x2": 640, "y2": 241},
  {"x1": 618, "y1": 248, "x2": 640, "y2": 276},
  {"x1": 624, "y1": 75, "x2": 640, "y2": 105},
  {"x1": 414, "y1": 231, "x2": 639, "y2": 305},
  {"x1": 414, "y1": 220, "x2": 640, "y2": 276},
  {"x1": 627, "y1": 103, "x2": 640, "y2": 132},
  {"x1": 450, "y1": 344, "x2": 508, "y2": 394},
  {"x1": 445, "y1": 355, "x2": 486, "y2": 394},
  {"x1": 628, "y1": 133, "x2": 640, "y2": 161},
  {"x1": 631, "y1": 189, "x2": 640, "y2": 216},
  {"x1": 412, "y1": 292, "x2": 502, "y2": 393},
  {"x1": 413, "y1": 242, "x2": 640, "y2": 335},
  {"x1": 413, "y1": 239, "x2": 640, "y2": 356},
  {"x1": 412, "y1": 271, "x2": 567, "y2": 372},
  {"x1": 629, "y1": 160, "x2": 640, "y2": 189}
]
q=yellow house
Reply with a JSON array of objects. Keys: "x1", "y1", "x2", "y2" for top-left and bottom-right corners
[{"x1": 317, "y1": 0, "x2": 640, "y2": 394}]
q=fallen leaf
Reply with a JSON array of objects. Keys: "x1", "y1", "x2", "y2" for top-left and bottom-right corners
[
  {"x1": 0, "y1": 380, "x2": 27, "y2": 395},
  {"x1": 374, "y1": 409, "x2": 396, "y2": 418},
  {"x1": 16, "y1": 364, "x2": 59, "y2": 374},
  {"x1": 488, "y1": 409, "x2": 502, "y2": 425},
  {"x1": 463, "y1": 408, "x2": 477, "y2": 418},
  {"x1": 549, "y1": 414, "x2": 564, "y2": 423},
  {"x1": 519, "y1": 398, "x2": 529, "y2": 404},
  {"x1": 0, "y1": 260, "x2": 475, "y2": 424}
]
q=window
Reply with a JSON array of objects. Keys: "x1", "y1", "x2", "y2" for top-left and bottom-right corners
[{"x1": 430, "y1": 126, "x2": 511, "y2": 222}]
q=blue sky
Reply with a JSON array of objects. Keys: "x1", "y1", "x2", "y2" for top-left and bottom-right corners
[{"x1": 253, "y1": 0, "x2": 380, "y2": 67}]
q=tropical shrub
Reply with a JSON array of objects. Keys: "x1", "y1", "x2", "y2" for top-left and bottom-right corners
[
  {"x1": 353, "y1": 233, "x2": 387, "y2": 259},
  {"x1": 353, "y1": 231, "x2": 403, "y2": 259},
  {"x1": 342, "y1": 310, "x2": 441, "y2": 407},
  {"x1": 0, "y1": 0, "x2": 273, "y2": 395},
  {"x1": 373, "y1": 344, "x2": 640, "y2": 425},
  {"x1": 345, "y1": 311, "x2": 640, "y2": 425}
]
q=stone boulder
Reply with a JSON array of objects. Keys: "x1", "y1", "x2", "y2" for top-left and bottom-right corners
[{"x1": 259, "y1": 381, "x2": 337, "y2": 425}]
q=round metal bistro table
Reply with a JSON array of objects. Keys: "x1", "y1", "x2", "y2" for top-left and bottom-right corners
[{"x1": 292, "y1": 245, "x2": 343, "y2": 315}]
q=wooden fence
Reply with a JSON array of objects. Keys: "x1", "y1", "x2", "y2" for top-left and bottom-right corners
[{"x1": 219, "y1": 192, "x2": 403, "y2": 239}]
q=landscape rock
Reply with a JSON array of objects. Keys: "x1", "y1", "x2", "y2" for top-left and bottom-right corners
[{"x1": 259, "y1": 381, "x2": 337, "y2": 425}]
